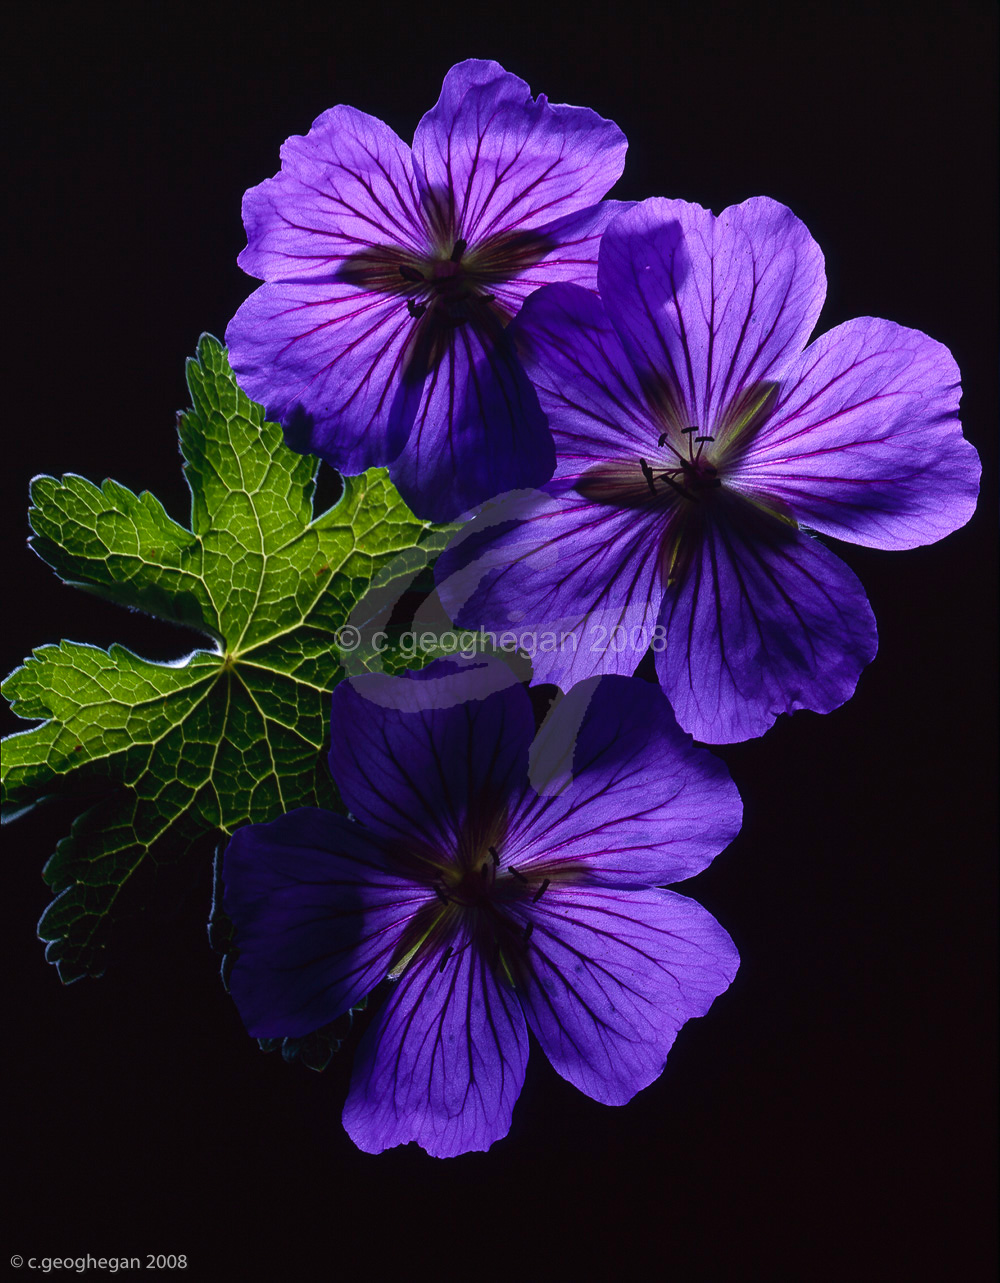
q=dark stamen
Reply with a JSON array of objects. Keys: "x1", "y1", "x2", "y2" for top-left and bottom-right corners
[
  {"x1": 509, "y1": 866, "x2": 528, "y2": 883},
  {"x1": 406, "y1": 300, "x2": 427, "y2": 319},
  {"x1": 489, "y1": 846, "x2": 500, "y2": 866},
  {"x1": 433, "y1": 884, "x2": 450, "y2": 904},
  {"x1": 659, "y1": 474, "x2": 700, "y2": 503},
  {"x1": 639, "y1": 457, "x2": 657, "y2": 495},
  {"x1": 438, "y1": 946, "x2": 453, "y2": 972},
  {"x1": 531, "y1": 878, "x2": 551, "y2": 903},
  {"x1": 658, "y1": 431, "x2": 669, "y2": 447},
  {"x1": 682, "y1": 425, "x2": 699, "y2": 434},
  {"x1": 450, "y1": 238, "x2": 467, "y2": 262},
  {"x1": 695, "y1": 435, "x2": 715, "y2": 443},
  {"x1": 399, "y1": 265, "x2": 425, "y2": 283},
  {"x1": 523, "y1": 921, "x2": 534, "y2": 941}
]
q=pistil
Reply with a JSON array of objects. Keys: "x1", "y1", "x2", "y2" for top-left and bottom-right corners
[
  {"x1": 425, "y1": 847, "x2": 555, "y2": 981},
  {"x1": 641, "y1": 425, "x2": 722, "y2": 502}
]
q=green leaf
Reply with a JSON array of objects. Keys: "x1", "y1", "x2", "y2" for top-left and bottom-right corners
[{"x1": 2, "y1": 335, "x2": 449, "y2": 981}]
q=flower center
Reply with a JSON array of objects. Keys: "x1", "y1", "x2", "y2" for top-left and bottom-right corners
[
  {"x1": 335, "y1": 229, "x2": 554, "y2": 330},
  {"x1": 398, "y1": 239, "x2": 490, "y2": 324},
  {"x1": 639, "y1": 426, "x2": 722, "y2": 504},
  {"x1": 382, "y1": 845, "x2": 551, "y2": 984},
  {"x1": 436, "y1": 845, "x2": 497, "y2": 908},
  {"x1": 434, "y1": 844, "x2": 549, "y2": 910}
]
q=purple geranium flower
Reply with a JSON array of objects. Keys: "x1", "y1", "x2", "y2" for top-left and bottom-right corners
[
  {"x1": 223, "y1": 657, "x2": 740, "y2": 1157},
  {"x1": 436, "y1": 198, "x2": 981, "y2": 742},
  {"x1": 225, "y1": 60, "x2": 628, "y2": 521}
]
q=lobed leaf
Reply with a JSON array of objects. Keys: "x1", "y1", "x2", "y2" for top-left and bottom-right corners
[{"x1": 2, "y1": 335, "x2": 446, "y2": 981}]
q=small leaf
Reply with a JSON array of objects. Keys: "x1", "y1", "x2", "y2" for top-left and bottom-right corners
[{"x1": 258, "y1": 1002, "x2": 366, "y2": 1074}]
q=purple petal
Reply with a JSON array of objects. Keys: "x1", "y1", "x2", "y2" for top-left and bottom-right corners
[
  {"x1": 411, "y1": 60, "x2": 627, "y2": 244},
  {"x1": 504, "y1": 675, "x2": 741, "y2": 886},
  {"x1": 598, "y1": 197, "x2": 826, "y2": 432},
  {"x1": 223, "y1": 809, "x2": 429, "y2": 1038},
  {"x1": 508, "y1": 280, "x2": 661, "y2": 477},
  {"x1": 513, "y1": 886, "x2": 738, "y2": 1104},
  {"x1": 225, "y1": 281, "x2": 413, "y2": 471},
  {"x1": 237, "y1": 104, "x2": 427, "y2": 283},
  {"x1": 342, "y1": 918, "x2": 528, "y2": 1156},
  {"x1": 386, "y1": 309, "x2": 555, "y2": 521},
  {"x1": 655, "y1": 496, "x2": 878, "y2": 743},
  {"x1": 436, "y1": 487, "x2": 667, "y2": 688},
  {"x1": 328, "y1": 658, "x2": 535, "y2": 861},
  {"x1": 735, "y1": 317, "x2": 981, "y2": 549},
  {"x1": 487, "y1": 201, "x2": 634, "y2": 313}
]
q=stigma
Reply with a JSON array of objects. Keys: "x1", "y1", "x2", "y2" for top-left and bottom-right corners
[{"x1": 639, "y1": 427, "x2": 722, "y2": 502}]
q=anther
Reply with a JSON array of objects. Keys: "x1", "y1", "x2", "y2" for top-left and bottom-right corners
[
  {"x1": 531, "y1": 878, "x2": 551, "y2": 903},
  {"x1": 682, "y1": 425, "x2": 699, "y2": 434},
  {"x1": 399, "y1": 265, "x2": 425, "y2": 283},
  {"x1": 509, "y1": 866, "x2": 528, "y2": 883},
  {"x1": 489, "y1": 846, "x2": 500, "y2": 867},
  {"x1": 695, "y1": 435, "x2": 715, "y2": 443},
  {"x1": 450, "y1": 238, "x2": 467, "y2": 262},
  {"x1": 433, "y1": 884, "x2": 450, "y2": 904},
  {"x1": 639, "y1": 457, "x2": 657, "y2": 495},
  {"x1": 523, "y1": 921, "x2": 534, "y2": 941},
  {"x1": 438, "y1": 946, "x2": 453, "y2": 972},
  {"x1": 658, "y1": 431, "x2": 669, "y2": 447},
  {"x1": 406, "y1": 299, "x2": 427, "y2": 319}
]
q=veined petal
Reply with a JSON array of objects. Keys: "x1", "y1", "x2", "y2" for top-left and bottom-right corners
[
  {"x1": 436, "y1": 488, "x2": 668, "y2": 688},
  {"x1": 328, "y1": 658, "x2": 534, "y2": 866},
  {"x1": 487, "y1": 201, "x2": 634, "y2": 312},
  {"x1": 598, "y1": 198, "x2": 826, "y2": 431},
  {"x1": 238, "y1": 104, "x2": 427, "y2": 283},
  {"x1": 655, "y1": 496, "x2": 878, "y2": 743},
  {"x1": 223, "y1": 809, "x2": 429, "y2": 1039},
  {"x1": 225, "y1": 281, "x2": 414, "y2": 472},
  {"x1": 387, "y1": 310, "x2": 554, "y2": 521},
  {"x1": 411, "y1": 59, "x2": 627, "y2": 245},
  {"x1": 505, "y1": 675, "x2": 741, "y2": 886},
  {"x1": 514, "y1": 886, "x2": 738, "y2": 1104},
  {"x1": 509, "y1": 281, "x2": 661, "y2": 477},
  {"x1": 734, "y1": 316, "x2": 981, "y2": 549},
  {"x1": 343, "y1": 917, "x2": 528, "y2": 1156}
]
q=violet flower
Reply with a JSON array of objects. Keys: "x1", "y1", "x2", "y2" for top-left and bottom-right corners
[
  {"x1": 223, "y1": 657, "x2": 740, "y2": 1157},
  {"x1": 225, "y1": 60, "x2": 627, "y2": 521},
  {"x1": 436, "y1": 198, "x2": 981, "y2": 742}
]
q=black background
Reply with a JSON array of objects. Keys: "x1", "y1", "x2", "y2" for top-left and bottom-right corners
[{"x1": 5, "y1": 2, "x2": 996, "y2": 1278}]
